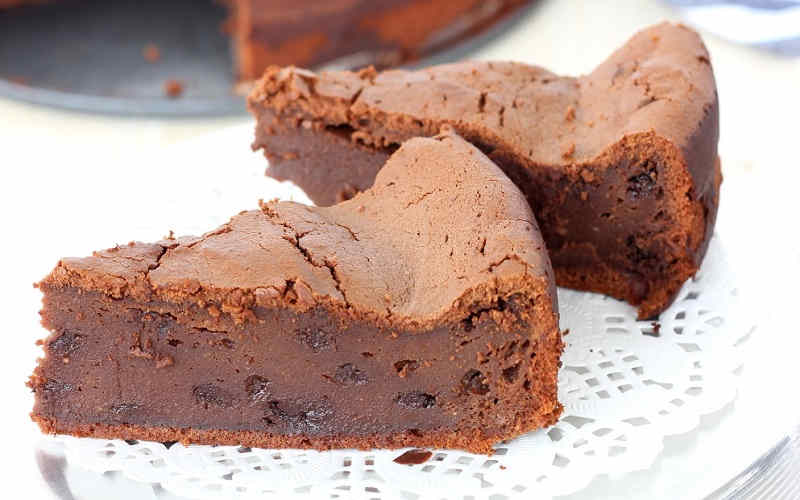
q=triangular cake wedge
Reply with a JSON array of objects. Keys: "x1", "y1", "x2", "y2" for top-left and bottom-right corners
[
  {"x1": 248, "y1": 22, "x2": 722, "y2": 318},
  {"x1": 29, "y1": 131, "x2": 562, "y2": 454}
]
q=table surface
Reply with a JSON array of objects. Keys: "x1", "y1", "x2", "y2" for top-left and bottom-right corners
[{"x1": 1, "y1": 0, "x2": 798, "y2": 498}]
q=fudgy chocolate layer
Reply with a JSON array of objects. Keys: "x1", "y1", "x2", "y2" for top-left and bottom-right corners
[
  {"x1": 31, "y1": 286, "x2": 561, "y2": 453},
  {"x1": 260, "y1": 120, "x2": 391, "y2": 204}
]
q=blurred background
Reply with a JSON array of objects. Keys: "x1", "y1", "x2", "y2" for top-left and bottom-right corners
[{"x1": 1, "y1": 0, "x2": 798, "y2": 498}]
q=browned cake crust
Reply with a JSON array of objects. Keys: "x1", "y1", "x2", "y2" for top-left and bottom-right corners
[
  {"x1": 29, "y1": 131, "x2": 562, "y2": 454},
  {"x1": 248, "y1": 22, "x2": 722, "y2": 319}
]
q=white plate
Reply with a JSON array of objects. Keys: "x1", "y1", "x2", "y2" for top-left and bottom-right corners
[{"x1": 21, "y1": 124, "x2": 795, "y2": 499}]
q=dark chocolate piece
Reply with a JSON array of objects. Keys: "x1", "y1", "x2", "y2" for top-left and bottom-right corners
[
  {"x1": 248, "y1": 22, "x2": 722, "y2": 319},
  {"x1": 29, "y1": 131, "x2": 562, "y2": 454}
]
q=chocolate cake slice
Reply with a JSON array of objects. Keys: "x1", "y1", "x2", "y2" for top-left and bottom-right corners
[
  {"x1": 29, "y1": 131, "x2": 562, "y2": 454},
  {"x1": 248, "y1": 22, "x2": 722, "y2": 318}
]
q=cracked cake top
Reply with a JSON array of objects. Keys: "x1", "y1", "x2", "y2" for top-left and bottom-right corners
[
  {"x1": 249, "y1": 22, "x2": 717, "y2": 190},
  {"x1": 39, "y1": 130, "x2": 555, "y2": 330}
]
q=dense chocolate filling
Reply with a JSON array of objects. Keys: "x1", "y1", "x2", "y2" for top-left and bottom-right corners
[
  {"x1": 493, "y1": 148, "x2": 675, "y2": 305},
  {"x1": 260, "y1": 121, "x2": 391, "y2": 204},
  {"x1": 33, "y1": 286, "x2": 551, "y2": 439}
]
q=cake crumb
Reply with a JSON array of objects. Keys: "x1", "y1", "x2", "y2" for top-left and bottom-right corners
[
  {"x1": 164, "y1": 79, "x2": 184, "y2": 98},
  {"x1": 8, "y1": 75, "x2": 29, "y2": 86},
  {"x1": 643, "y1": 322, "x2": 661, "y2": 337},
  {"x1": 143, "y1": 43, "x2": 161, "y2": 63},
  {"x1": 393, "y1": 449, "x2": 432, "y2": 465}
]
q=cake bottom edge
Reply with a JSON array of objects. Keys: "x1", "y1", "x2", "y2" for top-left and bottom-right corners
[{"x1": 32, "y1": 406, "x2": 562, "y2": 455}]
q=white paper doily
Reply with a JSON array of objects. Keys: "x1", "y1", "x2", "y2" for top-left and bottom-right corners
[{"x1": 49, "y1": 233, "x2": 752, "y2": 499}]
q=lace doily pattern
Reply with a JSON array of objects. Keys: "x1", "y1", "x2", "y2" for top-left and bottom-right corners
[{"x1": 54, "y1": 236, "x2": 750, "y2": 499}]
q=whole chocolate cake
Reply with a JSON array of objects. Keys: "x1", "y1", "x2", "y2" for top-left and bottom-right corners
[
  {"x1": 228, "y1": 0, "x2": 532, "y2": 80},
  {"x1": 1, "y1": 0, "x2": 532, "y2": 80},
  {"x1": 29, "y1": 131, "x2": 562, "y2": 454},
  {"x1": 248, "y1": 22, "x2": 722, "y2": 318}
]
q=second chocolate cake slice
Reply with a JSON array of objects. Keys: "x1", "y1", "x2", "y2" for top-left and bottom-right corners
[
  {"x1": 248, "y1": 22, "x2": 721, "y2": 318},
  {"x1": 30, "y1": 131, "x2": 562, "y2": 454}
]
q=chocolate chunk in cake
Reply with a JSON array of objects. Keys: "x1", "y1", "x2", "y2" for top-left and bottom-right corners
[
  {"x1": 29, "y1": 131, "x2": 562, "y2": 454},
  {"x1": 248, "y1": 22, "x2": 722, "y2": 319}
]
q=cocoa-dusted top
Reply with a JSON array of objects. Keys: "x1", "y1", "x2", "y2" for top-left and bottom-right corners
[
  {"x1": 248, "y1": 22, "x2": 718, "y2": 190},
  {"x1": 40, "y1": 131, "x2": 554, "y2": 330}
]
